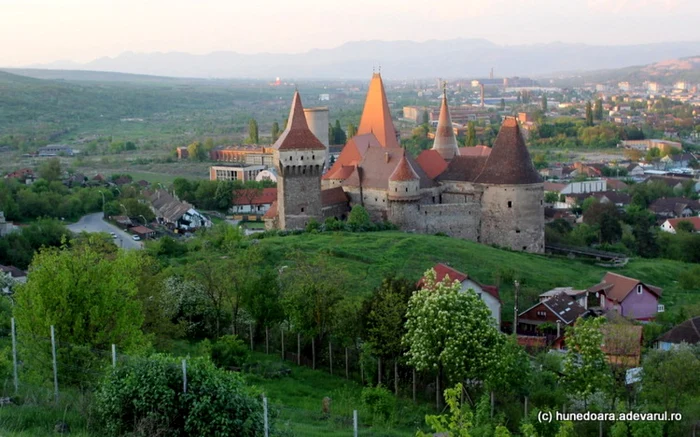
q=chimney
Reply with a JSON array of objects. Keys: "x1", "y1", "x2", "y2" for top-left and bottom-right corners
[{"x1": 385, "y1": 152, "x2": 390, "y2": 163}]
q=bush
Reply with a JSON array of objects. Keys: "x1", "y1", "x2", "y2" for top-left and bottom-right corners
[
  {"x1": 96, "y1": 354, "x2": 264, "y2": 437},
  {"x1": 211, "y1": 335, "x2": 249, "y2": 369},
  {"x1": 361, "y1": 385, "x2": 395, "y2": 424}
]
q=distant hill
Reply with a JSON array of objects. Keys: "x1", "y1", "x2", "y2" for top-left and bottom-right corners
[
  {"x1": 1, "y1": 68, "x2": 190, "y2": 83},
  {"x1": 21, "y1": 39, "x2": 700, "y2": 79},
  {"x1": 549, "y1": 55, "x2": 700, "y2": 86}
]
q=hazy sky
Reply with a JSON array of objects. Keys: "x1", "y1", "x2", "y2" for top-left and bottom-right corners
[{"x1": 2, "y1": 0, "x2": 699, "y2": 66}]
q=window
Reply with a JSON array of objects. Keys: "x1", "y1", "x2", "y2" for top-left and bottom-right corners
[
  {"x1": 516, "y1": 229, "x2": 521, "y2": 234},
  {"x1": 657, "y1": 304, "x2": 665, "y2": 313},
  {"x1": 301, "y1": 207, "x2": 305, "y2": 213},
  {"x1": 405, "y1": 187, "x2": 408, "y2": 192},
  {"x1": 508, "y1": 201, "x2": 512, "y2": 208},
  {"x1": 637, "y1": 285, "x2": 643, "y2": 295}
]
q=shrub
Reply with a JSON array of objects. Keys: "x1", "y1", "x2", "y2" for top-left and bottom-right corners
[
  {"x1": 211, "y1": 335, "x2": 249, "y2": 369},
  {"x1": 96, "y1": 354, "x2": 264, "y2": 437},
  {"x1": 361, "y1": 385, "x2": 395, "y2": 424}
]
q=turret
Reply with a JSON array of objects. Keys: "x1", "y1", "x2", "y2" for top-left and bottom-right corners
[
  {"x1": 388, "y1": 152, "x2": 421, "y2": 201},
  {"x1": 431, "y1": 88, "x2": 459, "y2": 161}
]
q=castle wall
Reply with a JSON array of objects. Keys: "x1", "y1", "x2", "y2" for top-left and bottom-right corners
[
  {"x1": 478, "y1": 183, "x2": 544, "y2": 253},
  {"x1": 388, "y1": 201, "x2": 481, "y2": 241},
  {"x1": 359, "y1": 188, "x2": 390, "y2": 221},
  {"x1": 322, "y1": 203, "x2": 351, "y2": 221},
  {"x1": 275, "y1": 149, "x2": 325, "y2": 230}
]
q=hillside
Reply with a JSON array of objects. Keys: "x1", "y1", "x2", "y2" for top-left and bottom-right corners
[
  {"x1": 23, "y1": 39, "x2": 700, "y2": 79},
  {"x1": 242, "y1": 231, "x2": 696, "y2": 319},
  {"x1": 550, "y1": 55, "x2": 700, "y2": 85}
]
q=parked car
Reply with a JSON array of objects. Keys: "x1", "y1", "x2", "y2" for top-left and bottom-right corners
[
  {"x1": 132, "y1": 235, "x2": 141, "y2": 241},
  {"x1": 110, "y1": 232, "x2": 117, "y2": 238}
]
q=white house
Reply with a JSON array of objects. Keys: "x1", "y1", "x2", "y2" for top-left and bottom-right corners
[
  {"x1": 230, "y1": 188, "x2": 277, "y2": 215},
  {"x1": 420, "y1": 263, "x2": 502, "y2": 327},
  {"x1": 660, "y1": 217, "x2": 700, "y2": 234}
]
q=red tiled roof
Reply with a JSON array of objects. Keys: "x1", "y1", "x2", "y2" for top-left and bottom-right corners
[
  {"x1": 325, "y1": 165, "x2": 356, "y2": 181},
  {"x1": 656, "y1": 316, "x2": 700, "y2": 345},
  {"x1": 603, "y1": 178, "x2": 629, "y2": 191},
  {"x1": 418, "y1": 263, "x2": 500, "y2": 301},
  {"x1": 416, "y1": 149, "x2": 448, "y2": 179},
  {"x1": 357, "y1": 73, "x2": 399, "y2": 149},
  {"x1": 544, "y1": 182, "x2": 566, "y2": 192},
  {"x1": 5, "y1": 168, "x2": 33, "y2": 179},
  {"x1": 341, "y1": 147, "x2": 435, "y2": 190},
  {"x1": 588, "y1": 272, "x2": 662, "y2": 303},
  {"x1": 665, "y1": 216, "x2": 700, "y2": 232},
  {"x1": 389, "y1": 153, "x2": 419, "y2": 182},
  {"x1": 322, "y1": 134, "x2": 380, "y2": 180},
  {"x1": 458, "y1": 145, "x2": 491, "y2": 157},
  {"x1": 232, "y1": 188, "x2": 277, "y2": 206},
  {"x1": 321, "y1": 187, "x2": 349, "y2": 206},
  {"x1": 263, "y1": 201, "x2": 277, "y2": 219},
  {"x1": 273, "y1": 91, "x2": 326, "y2": 151},
  {"x1": 130, "y1": 225, "x2": 154, "y2": 235},
  {"x1": 474, "y1": 117, "x2": 542, "y2": 185}
]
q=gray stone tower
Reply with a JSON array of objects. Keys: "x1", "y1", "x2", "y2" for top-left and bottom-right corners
[
  {"x1": 273, "y1": 91, "x2": 327, "y2": 229},
  {"x1": 474, "y1": 117, "x2": 544, "y2": 253},
  {"x1": 387, "y1": 151, "x2": 421, "y2": 227}
]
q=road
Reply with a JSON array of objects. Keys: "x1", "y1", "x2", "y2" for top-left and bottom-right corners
[{"x1": 67, "y1": 213, "x2": 143, "y2": 250}]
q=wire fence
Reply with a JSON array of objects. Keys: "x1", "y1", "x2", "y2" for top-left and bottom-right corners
[{"x1": 1, "y1": 318, "x2": 428, "y2": 436}]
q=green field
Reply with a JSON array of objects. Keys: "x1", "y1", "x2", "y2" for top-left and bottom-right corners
[{"x1": 247, "y1": 231, "x2": 698, "y2": 319}]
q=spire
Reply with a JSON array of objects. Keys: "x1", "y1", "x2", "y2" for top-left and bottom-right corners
[
  {"x1": 389, "y1": 151, "x2": 419, "y2": 182},
  {"x1": 273, "y1": 91, "x2": 326, "y2": 151},
  {"x1": 474, "y1": 117, "x2": 542, "y2": 185},
  {"x1": 357, "y1": 72, "x2": 400, "y2": 148},
  {"x1": 431, "y1": 88, "x2": 459, "y2": 161}
]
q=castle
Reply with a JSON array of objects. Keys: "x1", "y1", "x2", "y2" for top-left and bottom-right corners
[{"x1": 264, "y1": 73, "x2": 545, "y2": 253}]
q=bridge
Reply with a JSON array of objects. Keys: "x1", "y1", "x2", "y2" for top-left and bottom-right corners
[{"x1": 545, "y1": 243, "x2": 629, "y2": 266}]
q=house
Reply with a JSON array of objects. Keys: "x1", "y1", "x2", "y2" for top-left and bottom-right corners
[
  {"x1": 648, "y1": 197, "x2": 700, "y2": 219},
  {"x1": 0, "y1": 212, "x2": 17, "y2": 237},
  {"x1": 539, "y1": 287, "x2": 590, "y2": 309},
  {"x1": 130, "y1": 225, "x2": 156, "y2": 239},
  {"x1": 626, "y1": 164, "x2": 646, "y2": 177},
  {"x1": 0, "y1": 264, "x2": 27, "y2": 297},
  {"x1": 231, "y1": 188, "x2": 277, "y2": 214},
  {"x1": 5, "y1": 168, "x2": 35, "y2": 184},
  {"x1": 38, "y1": 144, "x2": 74, "y2": 157},
  {"x1": 418, "y1": 263, "x2": 501, "y2": 326},
  {"x1": 149, "y1": 190, "x2": 210, "y2": 232},
  {"x1": 587, "y1": 272, "x2": 663, "y2": 321},
  {"x1": 660, "y1": 217, "x2": 700, "y2": 233},
  {"x1": 660, "y1": 153, "x2": 694, "y2": 169},
  {"x1": 601, "y1": 322, "x2": 643, "y2": 368},
  {"x1": 517, "y1": 292, "x2": 589, "y2": 337},
  {"x1": 602, "y1": 178, "x2": 629, "y2": 191},
  {"x1": 655, "y1": 317, "x2": 700, "y2": 350},
  {"x1": 645, "y1": 176, "x2": 692, "y2": 192},
  {"x1": 111, "y1": 215, "x2": 133, "y2": 228}
]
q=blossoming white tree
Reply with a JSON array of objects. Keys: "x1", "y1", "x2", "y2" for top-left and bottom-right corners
[{"x1": 403, "y1": 268, "x2": 504, "y2": 405}]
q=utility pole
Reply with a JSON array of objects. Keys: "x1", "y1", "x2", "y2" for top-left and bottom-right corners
[{"x1": 513, "y1": 280, "x2": 520, "y2": 335}]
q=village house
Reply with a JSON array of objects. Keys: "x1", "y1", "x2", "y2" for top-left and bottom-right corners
[
  {"x1": 129, "y1": 225, "x2": 156, "y2": 239},
  {"x1": 0, "y1": 264, "x2": 27, "y2": 294},
  {"x1": 648, "y1": 197, "x2": 700, "y2": 219},
  {"x1": 231, "y1": 187, "x2": 277, "y2": 214},
  {"x1": 148, "y1": 189, "x2": 210, "y2": 232},
  {"x1": 539, "y1": 287, "x2": 590, "y2": 309},
  {"x1": 4, "y1": 168, "x2": 35, "y2": 184},
  {"x1": 587, "y1": 272, "x2": 663, "y2": 321},
  {"x1": 418, "y1": 263, "x2": 501, "y2": 326},
  {"x1": 517, "y1": 292, "x2": 589, "y2": 338},
  {"x1": 660, "y1": 216, "x2": 700, "y2": 233},
  {"x1": 655, "y1": 316, "x2": 700, "y2": 350}
]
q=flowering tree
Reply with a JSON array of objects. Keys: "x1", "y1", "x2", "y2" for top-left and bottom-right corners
[{"x1": 403, "y1": 268, "x2": 504, "y2": 395}]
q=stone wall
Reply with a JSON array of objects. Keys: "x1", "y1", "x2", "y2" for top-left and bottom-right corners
[
  {"x1": 478, "y1": 183, "x2": 544, "y2": 253},
  {"x1": 388, "y1": 201, "x2": 481, "y2": 241},
  {"x1": 277, "y1": 166, "x2": 323, "y2": 229}
]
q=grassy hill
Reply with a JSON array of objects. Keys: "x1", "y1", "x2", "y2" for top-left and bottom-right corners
[{"x1": 247, "y1": 231, "x2": 697, "y2": 319}]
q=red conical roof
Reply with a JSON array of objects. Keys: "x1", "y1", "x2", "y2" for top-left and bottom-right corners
[
  {"x1": 389, "y1": 152, "x2": 419, "y2": 182},
  {"x1": 357, "y1": 73, "x2": 400, "y2": 148},
  {"x1": 432, "y1": 91, "x2": 459, "y2": 160},
  {"x1": 273, "y1": 91, "x2": 326, "y2": 151},
  {"x1": 474, "y1": 117, "x2": 542, "y2": 185}
]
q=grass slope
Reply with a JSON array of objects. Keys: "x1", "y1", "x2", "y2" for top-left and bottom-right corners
[{"x1": 252, "y1": 231, "x2": 697, "y2": 318}]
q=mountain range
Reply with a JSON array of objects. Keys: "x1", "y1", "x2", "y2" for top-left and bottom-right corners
[{"x1": 25, "y1": 39, "x2": 700, "y2": 79}]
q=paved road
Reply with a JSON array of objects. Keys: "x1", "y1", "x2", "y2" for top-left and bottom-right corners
[{"x1": 67, "y1": 213, "x2": 143, "y2": 250}]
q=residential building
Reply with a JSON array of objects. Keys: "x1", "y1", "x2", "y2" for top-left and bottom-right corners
[
  {"x1": 0, "y1": 212, "x2": 16, "y2": 237},
  {"x1": 587, "y1": 272, "x2": 663, "y2": 321},
  {"x1": 539, "y1": 287, "x2": 589, "y2": 309},
  {"x1": 209, "y1": 164, "x2": 265, "y2": 183},
  {"x1": 655, "y1": 317, "x2": 700, "y2": 350},
  {"x1": 129, "y1": 226, "x2": 156, "y2": 239},
  {"x1": 518, "y1": 292, "x2": 588, "y2": 337},
  {"x1": 38, "y1": 144, "x2": 74, "y2": 157},
  {"x1": 418, "y1": 263, "x2": 501, "y2": 326},
  {"x1": 148, "y1": 190, "x2": 210, "y2": 232},
  {"x1": 620, "y1": 139, "x2": 683, "y2": 153},
  {"x1": 231, "y1": 188, "x2": 277, "y2": 214},
  {"x1": 660, "y1": 217, "x2": 700, "y2": 233},
  {"x1": 649, "y1": 197, "x2": 700, "y2": 218}
]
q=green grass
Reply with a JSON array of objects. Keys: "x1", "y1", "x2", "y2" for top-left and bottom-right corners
[
  {"x1": 123, "y1": 170, "x2": 179, "y2": 185},
  {"x1": 249, "y1": 231, "x2": 698, "y2": 319}
]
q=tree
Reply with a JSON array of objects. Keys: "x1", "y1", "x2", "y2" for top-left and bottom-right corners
[
  {"x1": 544, "y1": 192, "x2": 560, "y2": 203},
  {"x1": 465, "y1": 122, "x2": 477, "y2": 147},
  {"x1": 333, "y1": 120, "x2": 347, "y2": 145},
  {"x1": 203, "y1": 137, "x2": 215, "y2": 152},
  {"x1": 187, "y1": 141, "x2": 207, "y2": 161},
  {"x1": 14, "y1": 240, "x2": 148, "y2": 382},
  {"x1": 675, "y1": 220, "x2": 695, "y2": 233},
  {"x1": 585, "y1": 101, "x2": 594, "y2": 127},
  {"x1": 422, "y1": 110, "x2": 430, "y2": 126},
  {"x1": 348, "y1": 204, "x2": 371, "y2": 228},
  {"x1": 594, "y1": 99, "x2": 604, "y2": 121},
  {"x1": 562, "y1": 317, "x2": 612, "y2": 408},
  {"x1": 271, "y1": 121, "x2": 280, "y2": 142},
  {"x1": 39, "y1": 157, "x2": 62, "y2": 181},
  {"x1": 624, "y1": 148, "x2": 643, "y2": 162},
  {"x1": 404, "y1": 269, "x2": 503, "y2": 399},
  {"x1": 417, "y1": 383, "x2": 474, "y2": 437},
  {"x1": 248, "y1": 118, "x2": 259, "y2": 144},
  {"x1": 541, "y1": 94, "x2": 548, "y2": 112},
  {"x1": 347, "y1": 122, "x2": 357, "y2": 138},
  {"x1": 500, "y1": 98, "x2": 505, "y2": 111}
]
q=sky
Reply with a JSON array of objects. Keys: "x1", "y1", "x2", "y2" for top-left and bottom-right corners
[{"x1": 1, "y1": 0, "x2": 700, "y2": 67}]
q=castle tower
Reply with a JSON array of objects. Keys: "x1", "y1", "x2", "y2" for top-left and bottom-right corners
[
  {"x1": 273, "y1": 91, "x2": 327, "y2": 230},
  {"x1": 431, "y1": 88, "x2": 459, "y2": 161},
  {"x1": 474, "y1": 117, "x2": 544, "y2": 253},
  {"x1": 357, "y1": 73, "x2": 400, "y2": 148},
  {"x1": 387, "y1": 151, "x2": 421, "y2": 228}
]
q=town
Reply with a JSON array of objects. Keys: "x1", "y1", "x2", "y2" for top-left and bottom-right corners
[{"x1": 1, "y1": 4, "x2": 700, "y2": 437}]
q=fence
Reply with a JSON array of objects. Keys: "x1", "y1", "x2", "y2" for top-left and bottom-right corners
[{"x1": 1, "y1": 318, "x2": 427, "y2": 436}]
